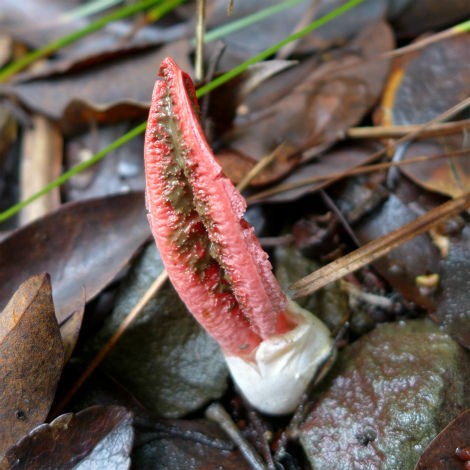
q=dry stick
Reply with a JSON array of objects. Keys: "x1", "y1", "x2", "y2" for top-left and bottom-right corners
[
  {"x1": 248, "y1": 147, "x2": 470, "y2": 203},
  {"x1": 347, "y1": 119, "x2": 470, "y2": 140},
  {"x1": 195, "y1": 0, "x2": 206, "y2": 82},
  {"x1": 381, "y1": 22, "x2": 469, "y2": 61},
  {"x1": 206, "y1": 403, "x2": 267, "y2": 470},
  {"x1": 236, "y1": 142, "x2": 293, "y2": 192},
  {"x1": 291, "y1": 191, "x2": 470, "y2": 298},
  {"x1": 53, "y1": 269, "x2": 168, "y2": 415}
]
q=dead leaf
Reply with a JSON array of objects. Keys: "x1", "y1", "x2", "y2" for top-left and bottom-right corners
[
  {"x1": 64, "y1": 122, "x2": 146, "y2": 201},
  {"x1": 414, "y1": 409, "x2": 470, "y2": 470},
  {"x1": 376, "y1": 33, "x2": 470, "y2": 197},
  {"x1": 391, "y1": 0, "x2": 470, "y2": 36},
  {"x1": 226, "y1": 21, "x2": 393, "y2": 181},
  {"x1": 0, "y1": 273, "x2": 64, "y2": 456},
  {"x1": 0, "y1": 192, "x2": 149, "y2": 324},
  {"x1": 0, "y1": 405, "x2": 133, "y2": 470},
  {"x1": 300, "y1": 320, "x2": 470, "y2": 469}
]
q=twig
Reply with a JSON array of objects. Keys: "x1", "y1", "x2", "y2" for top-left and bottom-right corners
[
  {"x1": 195, "y1": 0, "x2": 206, "y2": 82},
  {"x1": 247, "y1": 146, "x2": 470, "y2": 204},
  {"x1": 236, "y1": 142, "x2": 294, "y2": 192},
  {"x1": 206, "y1": 403, "x2": 267, "y2": 470},
  {"x1": 347, "y1": 119, "x2": 470, "y2": 140},
  {"x1": 291, "y1": 192, "x2": 470, "y2": 298}
]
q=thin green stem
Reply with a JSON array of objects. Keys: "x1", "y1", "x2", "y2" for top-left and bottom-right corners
[
  {"x1": 0, "y1": 0, "x2": 363, "y2": 223},
  {"x1": 454, "y1": 18, "x2": 470, "y2": 33},
  {"x1": 0, "y1": 0, "x2": 168, "y2": 83}
]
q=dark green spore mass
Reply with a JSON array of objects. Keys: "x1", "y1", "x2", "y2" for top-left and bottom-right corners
[{"x1": 156, "y1": 89, "x2": 230, "y2": 294}]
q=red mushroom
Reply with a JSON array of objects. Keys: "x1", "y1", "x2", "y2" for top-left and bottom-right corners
[{"x1": 144, "y1": 58, "x2": 334, "y2": 414}]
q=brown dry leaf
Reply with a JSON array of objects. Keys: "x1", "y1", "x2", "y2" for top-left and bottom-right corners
[
  {"x1": 415, "y1": 409, "x2": 470, "y2": 470},
  {"x1": 0, "y1": 192, "x2": 149, "y2": 324},
  {"x1": 377, "y1": 33, "x2": 470, "y2": 197},
  {"x1": 0, "y1": 406, "x2": 133, "y2": 469},
  {"x1": 226, "y1": 21, "x2": 393, "y2": 182},
  {"x1": 0, "y1": 273, "x2": 64, "y2": 456},
  {"x1": 396, "y1": 139, "x2": 470, "y2": 198}
]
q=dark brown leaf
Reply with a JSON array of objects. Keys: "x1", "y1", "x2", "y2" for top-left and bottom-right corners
[
  {"x1": 415, "y1": 409, "x2": 470, "y2": 470},
  {"x1": 0, "y1": 273, "x2": 64, "y2": 456},
  {"x1": 0, "y1": 192, "x2": 149, "y2": 324},
  {"x1": 399, "y1": 139, "x2": 470, "y2": 198},
  {"x1": 0, "y1": 405, "x2": 133, "y2": 470},
  {"x1": 376, "y1": 33, "x2": 470, "y2": 197},
  {"x1": 227, "y1": 21, "x2": 393, "y2": 181},
  {"x1": 391, "y1": 0, "x2": 470, "y2": 36},
  {"x1": 0, "y1": 48, "x2": 165, "y2": 133}
]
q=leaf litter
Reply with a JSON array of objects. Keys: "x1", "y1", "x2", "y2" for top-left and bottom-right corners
[{"x1": 0, "y1": 1, "x2": 469, "y2": 468}]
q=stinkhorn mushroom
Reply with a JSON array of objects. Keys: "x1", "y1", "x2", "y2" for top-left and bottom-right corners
[{"x1": 144, "y1": 57, "x2": 334, "y2": 415}]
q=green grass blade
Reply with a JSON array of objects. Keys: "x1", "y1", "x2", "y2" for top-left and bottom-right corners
[{"x1": 60, "y1": 0, "x2": 125, "y2": 22}]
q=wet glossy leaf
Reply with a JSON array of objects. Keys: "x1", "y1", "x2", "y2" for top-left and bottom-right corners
[
  {"x1": 415, "y1": 409, "x2": 470, "y2": 470},
  {"x1": 300, "y1": 320, "x2": 470, "y2": 469},
  {"x1": 1, "y1": 406, "x2": 133, "y2": 470},
  {"x1": 0, "y1": 192, "x2": 149, "y2": 324},
  {"x1": 99, "y1": 244, "x2": 228, "y2": 418},
  {"x1": 0, "y1": 273, "x2": 64, "y2": 456}
]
